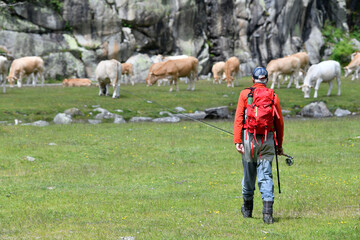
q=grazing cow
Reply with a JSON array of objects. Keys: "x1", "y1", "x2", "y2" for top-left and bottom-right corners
[
  {"x1": 0, "y1": 56, "x2": 9, "y2": 93},
  {"x1": 121, "y1": 63, "x2": 134, "y2": 85},
  {"x1": 300, "y1": 60, "x2": 341, "y2": 98},
  {"x1": 212, "y1": 61, "x2": 226, "y2": 84},
  {"x1": 95, "y1": 59, "x2": 122, "y2": 98},
  {"x1": 62, "y1": 78, "x2": 92, "y2": 87},
  {"x1": 267, "y1": 56, "x2": 301, "y2": 89},
  {"x1": 145, "y1": 62, "x2": 169, "y2": 86},
  {"x1": 7, "y1": 56, "x2": 44, "y2": 88},
  {"x1": 224, "y1": 57, "x2": 240, "y2": 87},
  {"x1": 344, "y1": 54, "x2": 360, "y2": 80},
  {"x1": 291, "y1": 52, "x2": 309, "y2": 72},
  {"x1": 147, "y1": 57, "x2": 198, "y2": 92}
]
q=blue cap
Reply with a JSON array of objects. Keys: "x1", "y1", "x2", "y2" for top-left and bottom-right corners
[{"x1": 252, "y1": 67, "x2": 268, "y2": 80}]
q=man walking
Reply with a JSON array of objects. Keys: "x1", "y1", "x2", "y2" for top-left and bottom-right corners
[{"x1": 233, "y1": 67, "x2": 284, "y2": 224}]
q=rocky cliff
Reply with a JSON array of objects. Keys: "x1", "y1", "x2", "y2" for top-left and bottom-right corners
[{"x1": 0, "y1": 0, "x2": 358, "y2": 82}]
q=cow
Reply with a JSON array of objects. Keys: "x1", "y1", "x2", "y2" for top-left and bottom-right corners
[
  {"x1": 145, "y1": 62, "x2": 169, "y2": 86},
  {"x1": 147, "y1": 57, "x2": 198, "y2": 92},
  {"x1": 121, "y1": 63, "x2": 134, "y2": 85},
  {"x1": 7, "y1": 56, "x2": 45, "y2": 88},
  {"x1": 224, "y1": 56, "x2": 240, "y2": 87},
  {"x1": 212, "y1": 61, "x2": 226, "y2": 84},
  {"x1": 0, "y1": 56, "x2": 9, "y2": 93},
  {"x1": 95, "y1": 59, "x2": 122, "y2": 98},
  {"x1": 291, "y1": 52, "x2": 309, "y2": 72},
  {"x1": 351, "y1": 51, "x2": 359, "y2": 60},
  {"x1": 267, "y1": 56, "x2": 301, "y2": 89},
  {"x1": 299, "y1": 60, "x2": 341, "y2": 98},
  {"x1": 62, "y1": 78, "x2": 92, "y2": 87},
  {"x1": 344, "y1": 53, "x2": 360, "y2": 80}
]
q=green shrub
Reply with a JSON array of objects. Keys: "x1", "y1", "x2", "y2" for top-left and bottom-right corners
[{"x1": 330, "y1": 41, "x2": 354, "y2": 64}]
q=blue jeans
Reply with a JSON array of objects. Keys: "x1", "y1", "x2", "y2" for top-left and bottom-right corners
[{"x1": 241, "y1": 131, "x2": 275, "y2": 202}]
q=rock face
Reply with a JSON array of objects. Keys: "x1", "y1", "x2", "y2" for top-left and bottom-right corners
[{"x1": 0, "y1": 0, "x2": 355, "y2": 80}]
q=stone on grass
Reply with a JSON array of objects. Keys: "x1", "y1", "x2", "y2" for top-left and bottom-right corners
[
  {"x1": 88, "y1": 119, "x2": 102, "y2": 124},
  {"x1": 93, "y1": 107, "x2": 109, "y2": 114},
  {"x1": 64, "y1": 108, "x2": 84, "y2": 117},
  {"x1": 334, "y1": 108, "x2": 351, "y2": 117},
  {"x1": 174, "y1": 111, "x2": 206, "y2": 120},
  {"x1": 32, "y1": 120, "x2": 50, "y2": 127},
  {"x1": 205, "y1": 106, "x2": 229, "y2": 119},
  {"x1": 48, "y1": 143, "x2": 57, "y2": 146},
  {"x1": 300, "y1": 102, "x2": 333, "y2": 118},
  {"x1": 114, "y1": 116, "x2": 126, "y2": 124},
  {"x1": 53, "y1": 113, "x2": 72, "y2": 124},
  {"x1": 175, "y1": 107, "x2": 186, "y2": 112},
  {"x1": 152, "y1": 116, "x2": 180, "y2": 123},
  {"x1": 26, "y1": 156, "x2": 35, "y2": 162},
  {"x1": 129, "y1": 117, "x2": 153, "y2": 122}
]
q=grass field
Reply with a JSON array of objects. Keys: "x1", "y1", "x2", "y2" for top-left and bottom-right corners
[{"x1": 0, "y1": 77, "x2": 359, "y2": 239}]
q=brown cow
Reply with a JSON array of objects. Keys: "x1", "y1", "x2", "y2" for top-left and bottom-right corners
[
  {"x1": 344, "y1": 53, "x2": 360, "y2": 80},
  {"x1": 7, "y1": 56, "x2": 44, "y2": 88},
  {"x1": 147, "y1": 57, "x2": 198, "y2": 92},
  {"x1": 121, "y1": 63, "x2": 134, "y2": 85},
  {"x1": 224, "y1": 56, "x2": 240, "y2": 87},
  {"x1": 212, "y1": 61, "x2": 226, "y2": 84},
  {"x1": 62, "y1": 78, "x2": 92, "y2": 87}
]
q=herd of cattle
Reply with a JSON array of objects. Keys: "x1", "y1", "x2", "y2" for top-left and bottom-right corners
[{"x1": 0, "y1": 51, "x2": 359, "y2": 98}]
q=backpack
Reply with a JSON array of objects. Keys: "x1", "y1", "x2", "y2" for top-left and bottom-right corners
[{"x1": 244, "y1": 87, "x2": 280, "y2": 155}]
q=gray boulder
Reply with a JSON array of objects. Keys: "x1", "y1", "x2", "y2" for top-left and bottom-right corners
[
  {"x1": 114, "y1": 116, "x2": 126, "y2": 124},
  {"x1": 174, "y1": 111, "x2": 206, "y2": 120},
  {"x1": 125, "y1": 54, "x2": 153, "y2": 84},
  {"x1": 129, "y1": 117, "x2": 153, "y2": 122},
  {"x1": 205, "y1": 106, "x2": 229, "y2": 119},
  {"x1": 31, "y1": 120, "x2": 50, "y2": 127},
  {"x1": 53, "y1": 113, "x2": 72, "y2": 124},
  {"x1": 64, "y1": 108, "x2": 84, "y2": 117},
  {"x1": 88, "y1": 119, "x2": 102, "y2": 124},
  {"x1": 334, "y1": 108, "x2": 351, "y2": 117},
  {"x1": 300, "y1": 102, "x2": 333, "y2": 118},
  {"x1": 152, "y1": 117, "x2": 181, "y2": 123}
]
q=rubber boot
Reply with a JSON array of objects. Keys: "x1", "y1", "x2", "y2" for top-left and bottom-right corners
[
  {"x1": 241, "y1": 199, "x2": 253, "y2": 218},
  {"x1": 262, "y1": 201, "x2": 274, "y2": 224}
]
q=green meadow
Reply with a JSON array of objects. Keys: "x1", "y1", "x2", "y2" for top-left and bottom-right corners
[{"x1": 0, "y1": 77, "x2": 359, "y2": 239}]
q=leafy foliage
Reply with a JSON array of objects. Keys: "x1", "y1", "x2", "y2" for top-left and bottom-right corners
[{"x1": 322, "y1": 20, "x2": 360, "y2": 66}]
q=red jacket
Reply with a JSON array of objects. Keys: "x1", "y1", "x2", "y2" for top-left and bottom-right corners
[{"x1": 233, "y1": 83, "x2": 284, "y2": 147}]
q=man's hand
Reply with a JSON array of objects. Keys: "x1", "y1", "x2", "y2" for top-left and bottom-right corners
[
  {"x1": 235, "y1": 143, "x2": 244, "y2": 154},
  {"x1": 276, "y1": 146, "x2": 284, "y2": 156}
]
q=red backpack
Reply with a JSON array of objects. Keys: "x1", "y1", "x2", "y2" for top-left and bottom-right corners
[{"x1": 244, "y1": 87, "x2": 280, "y2": 155}]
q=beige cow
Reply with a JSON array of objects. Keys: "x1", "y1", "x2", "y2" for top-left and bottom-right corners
[
  {"x1": 212, "y1": 61, "x2": 226, "y2": 84},
  {"x1": 267, "y1": 56, "x2": 301, "y2": 89},
  {"x1": 147, "y1": 57, "x2": 198, "y2": 92},
  {"x1": 95, "y1": 59, "x2": 122, "y2": 98},
  {"x1": 344, "y1": 54, "x2": 360, "y2": 80},
  {"x1": 7, "y1": 56, "x2": 45, "y2": 88},
  {"x1": 62, "y1": 78, "x2": 92, "y2": 87},
  {"x1": 0, "y1": 56, "x2": 9, "y2": 93},
  {"x1": 121, "y1": 63, "x2": 134, "y2": 85},
  {"x1": 224, "y1": 57, "x2": 240, "y2": 87}
]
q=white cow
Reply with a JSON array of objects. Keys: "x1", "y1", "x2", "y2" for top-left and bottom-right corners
[
  {"x1": 300, "y1": 60, "x2": 341, "y2": 98},
  {"x1": 95, "y1": 59, "x2": 122, "y2": 98},
  {"x1": 344, "y1": 54, "x2": 360, "y2": 80},
  {"x1": 0, "y1": 56, "x2": 9, "y2": 93}
]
